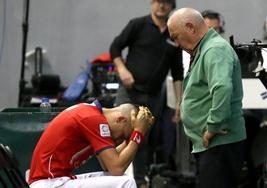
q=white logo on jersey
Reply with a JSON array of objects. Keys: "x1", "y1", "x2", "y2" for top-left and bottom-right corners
[{"x1": 99, "y1": 124, "x2": 111, "y2": 137}]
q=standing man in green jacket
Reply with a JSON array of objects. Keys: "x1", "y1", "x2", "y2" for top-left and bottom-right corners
[{"x1": 167, "y1": 8, "x2": 246, "y2": 188}]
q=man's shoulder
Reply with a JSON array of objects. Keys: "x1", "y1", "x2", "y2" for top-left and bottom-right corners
[
  {"x1": 128, "y1": 15, "x2": 150, "y2": 25},
  {"x1": 202, "y1": 32, "x2": 230, "y2": 52}
]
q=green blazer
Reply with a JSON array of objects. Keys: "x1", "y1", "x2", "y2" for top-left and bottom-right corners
[{"x1": 181, "y1": 29, "x2": 246, "y2": 153}]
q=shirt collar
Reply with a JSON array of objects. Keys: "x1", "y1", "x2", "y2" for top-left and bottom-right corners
[
  {"x1": 192, "y1": 38, "x2": 202, "y2": 57},
  {"x1": 193, "y1": 28, "x2": 217, "y2": 56},
  {"x1": 147, "y1": 15, "x2": 168, "y2": 34},
  {"x1": 92, "y1": 99, "x2": 103, "y2": 113},
  {"x1": 147, "y1": 14, "x2": 154, "y2": 25}
]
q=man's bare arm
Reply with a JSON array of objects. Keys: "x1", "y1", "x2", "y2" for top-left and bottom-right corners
[{"x1": 98, "y1": 107, "x2": 154, "y2": 176}]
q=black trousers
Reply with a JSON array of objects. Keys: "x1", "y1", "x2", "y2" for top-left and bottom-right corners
[
  {"x1": 115, "y1": 86, "x2": 165, "y2": 186},
  {"x1": 194, "y1": 141, "x2": 245, "y2": 188}
]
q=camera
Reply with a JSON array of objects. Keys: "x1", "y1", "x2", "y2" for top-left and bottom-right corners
[{"x1": 230, "y1": 36, "x2": 267, "y2": 88}]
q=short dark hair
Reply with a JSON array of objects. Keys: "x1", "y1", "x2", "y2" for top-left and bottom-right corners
[
  {"x1": 201, "y1": 10, "x2": 225, "y2": 34},
  {"x1": 154, "y1": 0, "x2": 176, "y2": 9}
]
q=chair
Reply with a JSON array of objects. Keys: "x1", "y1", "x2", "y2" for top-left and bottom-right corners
[{"x1": 0, "y1": 143, "x2": 29, "y2": 188}]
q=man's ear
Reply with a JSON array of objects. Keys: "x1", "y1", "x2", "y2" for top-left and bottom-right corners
[
  {"x1": 185, "y1": 22, "x2": 195, "y2": 33},
  {"x1": 116, "y1": 116, "x2": 127, "y2": 124}
]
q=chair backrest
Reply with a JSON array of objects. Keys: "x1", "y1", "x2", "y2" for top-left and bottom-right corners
[{"x1": 0, "y1": 144, "x2": 29, "y2": 188}]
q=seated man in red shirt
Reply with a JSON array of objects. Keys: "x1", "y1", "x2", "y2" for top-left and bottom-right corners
[{"x1": 28, "y1": 100, "x2": 154, "y2": 188}]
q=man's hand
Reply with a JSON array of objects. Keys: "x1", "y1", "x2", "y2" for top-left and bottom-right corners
[
  {"x1": 98, "y1": 107, "x2": 154, "y2": 176},
  {"x1": 118, "y1": 67, "x2": 134, "y2": 89},
  {"x1": 131, "y1": 106, "x2": 154, "y2": 135},
  {"x1": 172, "y1": 103, "x2": 181, "y2": 124},
  {"x1": 113, "y1": 57, "x2": 134, "y2": 89},
  {"x1": 202, "y1": 130, "x2": 227, "y2": 148},
  {"x1": 137, "y1": 106, "x2": 154, "y2": 126}
]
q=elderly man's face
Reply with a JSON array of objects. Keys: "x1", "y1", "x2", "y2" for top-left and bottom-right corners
[{"x1": 168, "y1": 24, "x2": 193, "y2": 53}]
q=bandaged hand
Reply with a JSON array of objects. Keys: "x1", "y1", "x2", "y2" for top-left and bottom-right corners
[
  {"x1": 136, "y1": 106, "x2": 154, "y2": 126},
  {"x1": 131, "y1": 106, "x2": 155, "y2": 135}
]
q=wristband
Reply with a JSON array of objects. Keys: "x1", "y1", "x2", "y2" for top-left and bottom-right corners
[{"x1": 130, "y1": 130, "x2": 144, "y2": 145}]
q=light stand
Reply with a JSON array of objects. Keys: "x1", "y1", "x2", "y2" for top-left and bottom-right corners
[{"x1": 18, "y1": 0, "x2": 30, "y2": 106}]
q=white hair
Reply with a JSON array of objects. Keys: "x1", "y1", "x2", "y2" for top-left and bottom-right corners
[{"x1": 168, "y1": 7, "x2": 205, "y2": 30}]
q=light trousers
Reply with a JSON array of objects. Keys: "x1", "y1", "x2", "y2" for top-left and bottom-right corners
[{"x1": 29, "y1": 171, "x2": 137, "y2": 188}]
